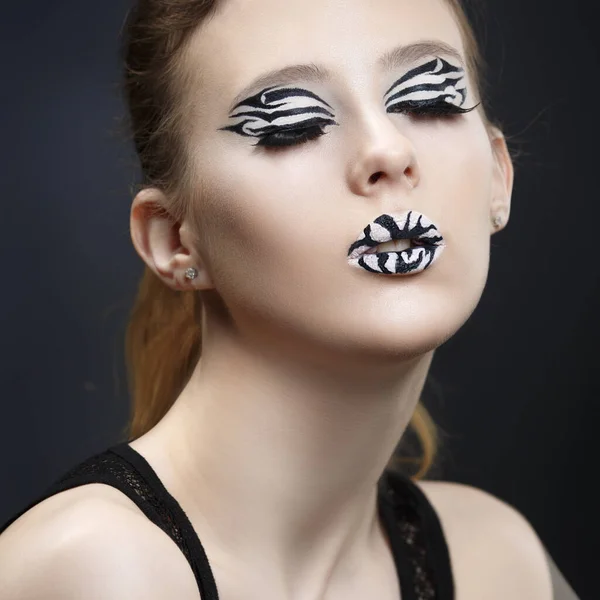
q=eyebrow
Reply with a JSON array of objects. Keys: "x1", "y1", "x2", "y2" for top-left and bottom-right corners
[{"x1": 227, "y1": 39, "x2": 464, "y2": 113}]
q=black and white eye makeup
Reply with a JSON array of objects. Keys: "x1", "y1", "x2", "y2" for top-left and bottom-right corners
[
  {"x1": 218, "y1": 86, "x2": 339, "y2": 147},
  {"x1": 219, "y1": 55, "x2": 477, "y2": 148},
  {"x1": 384, "y1": 56, "x2": 468, "y2": 112}
]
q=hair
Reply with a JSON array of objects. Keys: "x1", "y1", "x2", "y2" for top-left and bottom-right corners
[{"x1": 120, "y1": 0, "x2": 502, "y2": 480}]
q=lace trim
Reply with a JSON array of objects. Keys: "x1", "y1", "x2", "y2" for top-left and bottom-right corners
[
  {"x1": 53, "y1": 451, "x2": 189, "y2": 553},
  {"x1": 382, "y1": 472, "x2": 438, "y2": 599}
]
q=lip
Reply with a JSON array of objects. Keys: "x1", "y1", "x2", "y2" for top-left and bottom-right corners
[{"x1": 347, "y1": 210, "x2": 446, "y2": 276}]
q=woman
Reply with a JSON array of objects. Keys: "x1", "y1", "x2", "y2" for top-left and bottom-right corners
[{"x1": 0, "y1": 0, "x2": 580, "y2": 598}]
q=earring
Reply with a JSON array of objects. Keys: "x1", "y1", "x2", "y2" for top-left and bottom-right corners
[
  {"x1": 492, "y1": 214, "x2": 503, "y2": 228},
  {"x1": 184, "y1": 267, "x2": 198, "y2": 281}
]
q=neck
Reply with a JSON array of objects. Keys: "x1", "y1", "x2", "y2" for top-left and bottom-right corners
[{"x1": 138, "y1": 323, "x2": 434, "y2": 598}]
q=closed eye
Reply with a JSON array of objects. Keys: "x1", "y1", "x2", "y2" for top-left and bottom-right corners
[
  {"x1": 253, "y1": 123, "x2": 333, "y2": 149},
  {"x1": 253, "y1": 100, "x2": 480, "y2": 150},
  {"x1": 387, "y1": 99, "x2": 480, "y2": 119}
]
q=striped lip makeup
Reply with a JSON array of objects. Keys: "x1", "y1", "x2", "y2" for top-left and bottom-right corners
[{"x1": 347, "y1": 211, "x2": 446, "y2": 276}]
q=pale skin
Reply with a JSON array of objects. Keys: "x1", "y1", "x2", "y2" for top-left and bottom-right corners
[{"x1": 0, "y1": 0, "x2": 580, "y2": 598}]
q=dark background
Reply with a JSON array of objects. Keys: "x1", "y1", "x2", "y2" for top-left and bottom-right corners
[{"x1": 0, "y1": 1, "x2": 597, "y2": 596}]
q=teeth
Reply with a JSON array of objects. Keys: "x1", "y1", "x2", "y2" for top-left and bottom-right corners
[{"x1": 367, "y1": 239, "x2": 412, "y2": 254}]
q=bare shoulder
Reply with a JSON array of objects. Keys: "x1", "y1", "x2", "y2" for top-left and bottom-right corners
[
  {"x1": 0, "y1": 484, "x2": 201, "y2": 599},
  {"x1": 415, "y1": 480, "x2": 554, "y2": 600}
]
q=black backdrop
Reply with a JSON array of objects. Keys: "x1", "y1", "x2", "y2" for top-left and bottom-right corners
[{"x1": 0, "y1": 1, "x2": 596, "y2": 596}]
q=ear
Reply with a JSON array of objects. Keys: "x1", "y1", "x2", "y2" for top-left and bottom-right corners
[
  {"x1": 129, "y1": 187, "x2": 214, "y2": 291},
  {"x1": 488, "y1": 126, "x2": 514, "y2": 234}
]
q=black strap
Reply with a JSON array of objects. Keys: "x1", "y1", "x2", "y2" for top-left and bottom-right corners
[
  {"x1": 378, "y1": 481, "x2": 418, "y2": 600},
  {"x1": 380, "y1": 470, "x2": 455, "y2": 599},
  {"x1": 0, "y1": 443, "x2": 220, "y2": 600},
  {"x1": 107, "y1": 442, "x2": 220, "y2": 600}
]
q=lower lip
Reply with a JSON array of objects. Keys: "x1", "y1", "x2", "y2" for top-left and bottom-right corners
[{"x1": 347, "y1": 244, "x2": 446, "y2": 275}]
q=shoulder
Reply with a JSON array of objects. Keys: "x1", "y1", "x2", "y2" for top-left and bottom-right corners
[
  {"x1": 415, "y1": 480, "x2": 554, "y2": 600},
  {"x1": 0, "y1": 484, "x2": 201, "y2": 599}
]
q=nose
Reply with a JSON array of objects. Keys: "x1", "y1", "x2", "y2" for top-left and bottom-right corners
[{"x1": 346, "y1": 113, "x2": 420, "y2": 197}]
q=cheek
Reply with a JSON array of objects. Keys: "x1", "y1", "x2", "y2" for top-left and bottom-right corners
[
  {"x1": 412, "y1": 121, "x2": 494, "y2": 293},
  {"x1": 189, "y1": 149, "x2": 321, "y2": 301},
  {"x1": 189, "y1": 118, "x2": 496, "y2": 346},
  {"x1": 417, "y1": 119, "x2": 493, "y2": 237}
]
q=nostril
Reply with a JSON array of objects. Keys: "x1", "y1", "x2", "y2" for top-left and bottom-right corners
[
  {"x1": 404, "y1": 166, "x2": 417, "y2": 187},
  {"x1": 369, "y1": 172, "x2": 383, "y2": 184}
]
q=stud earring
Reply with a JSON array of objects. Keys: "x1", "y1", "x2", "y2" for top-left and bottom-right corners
[
  {"x1": 492, "y1": 214, "x2": 503, "y2": 228},
  {"x1": 184, "y1": 267, "x2": 198, "y2": 281}
]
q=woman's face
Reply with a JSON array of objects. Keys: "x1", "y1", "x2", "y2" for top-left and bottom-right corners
[{"x1": 177, "y1": 0, "x2": 510, "y2": 362}]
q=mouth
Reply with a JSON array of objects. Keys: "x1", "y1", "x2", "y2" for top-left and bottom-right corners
[{"x1": 347, "y1": 211, "x2": 446, "y2": 276}]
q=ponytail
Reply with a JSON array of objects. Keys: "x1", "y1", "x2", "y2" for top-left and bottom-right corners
[{"x1": 123, "y1": 266, "x2": 201, "y2": 440}]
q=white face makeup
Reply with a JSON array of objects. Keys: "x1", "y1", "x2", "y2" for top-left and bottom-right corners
[
  {"x1": 216, "y1": 55, "x2": 478, "y2": 279},
  {"x1": 179, "y1": 0, "x2": 505, "y2": 362}
]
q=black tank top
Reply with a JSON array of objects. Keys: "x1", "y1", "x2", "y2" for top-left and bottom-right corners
[{"x1": 0, "y1": 442, "x2": 455, "y2": 599}]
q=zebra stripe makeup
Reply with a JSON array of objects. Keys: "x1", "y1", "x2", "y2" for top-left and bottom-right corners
[
  {"x1": 384, "y1": 56, "x2": 467, "y2": 111},
  {"x1": 219, "y1": 55, "x2": 472, "y2": 147},
  {"x1": 347, "y1": 211, "x2": 446, "y2": 276},
  {"x1": 219, "y1": 86, "x2": 338, "y2": 143}
]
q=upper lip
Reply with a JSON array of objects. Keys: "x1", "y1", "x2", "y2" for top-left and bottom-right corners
[{"x1": 347, "y1": 210, "x2": 445, "y2": 260}]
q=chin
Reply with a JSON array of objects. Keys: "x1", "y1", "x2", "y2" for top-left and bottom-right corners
[
  {"x1": 357, "y1": 312, "x2": 469, "y2": 362},
  {"x1": 321, "y1": 275, "x2": 487, "y2": 363}
]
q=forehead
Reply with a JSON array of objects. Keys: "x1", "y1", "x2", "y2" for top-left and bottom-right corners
[{"x1": 183, "y1": 0, "x2": 465, "y2": 113}]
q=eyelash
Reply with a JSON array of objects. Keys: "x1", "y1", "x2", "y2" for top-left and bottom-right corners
[{"x1": 253, "y1": 100, "x2": 477, "y2": 149}]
